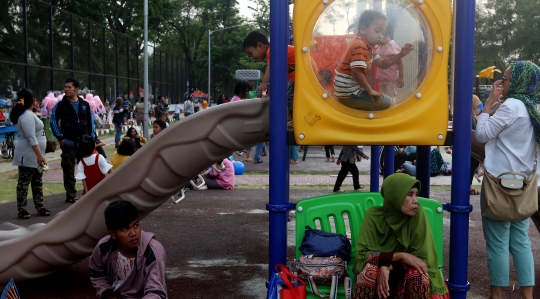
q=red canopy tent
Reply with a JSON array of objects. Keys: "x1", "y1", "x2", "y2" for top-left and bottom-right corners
[
  {"x1": 128, "y1": 87, "x2": 153, "y2": 99},
  {"x1": 191, "y1": 90, "x2": 208, "y2": 100}
]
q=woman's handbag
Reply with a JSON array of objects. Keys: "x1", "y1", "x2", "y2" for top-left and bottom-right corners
[
  {"x1": 267, "y1": 264, "x2": 306, "y2": 299},
  {"x1": 293, "y1": 255, "x2": 352, "y2": 299},
  {"x1": 481, "y1": 161, "x2": 538, "y2": 222},
  {"x1": 297, "y1": 227, "x2": 353, "y2": 299},
  {"x1": 299, "y1": 226, "x2": 352, "y2": 262},
  {"x1": 45, "y1": 141, "x2": 56, "y2": 153},
  {"x1": 293, "y1": 255, "x2": 347, "y2": 285}
]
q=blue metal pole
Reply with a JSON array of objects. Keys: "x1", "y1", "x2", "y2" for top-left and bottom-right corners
[
  {"x1": 416, "y1": 146, "x2": 431, "y2": 198},
  {"x1": 383, "y1": 146, "x2": 394, "y2": 178},
  {"x1": 370, "y1": 146, "x2": 380, "y2": 192},
  {"x1": 446, "y1": 0, "x2": 475, "y2": 296},
  {"x1": 267, "y1": 0, "x2": 290, "y2": 281}
]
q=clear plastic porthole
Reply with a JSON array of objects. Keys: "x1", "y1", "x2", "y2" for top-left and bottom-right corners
[
  {"x1": 310, "y1": 0, "x2": 432, "y2": 113},
  {"x1": 293, "y1": 0, "x2": 451, "y2": 145}
]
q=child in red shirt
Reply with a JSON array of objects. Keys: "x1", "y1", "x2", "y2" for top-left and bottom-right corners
[{"x1": 75, "y1": 136, "x2": 112, "y2": 195}]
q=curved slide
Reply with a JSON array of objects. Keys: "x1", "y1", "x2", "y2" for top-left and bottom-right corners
[{"x1": 0, "y1": 98, "x2": 270, "y2": 284}]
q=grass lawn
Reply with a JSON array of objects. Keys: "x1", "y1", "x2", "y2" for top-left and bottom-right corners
[
  {"x1": 0, "y1": 169, "x2": 82, "y2": 205},
  {"x1": 0, "y1": 130, "x2": 123, "y2": 205},
  {"x1": 103, "y1": 145, "x2": 116, "y2": 159}
]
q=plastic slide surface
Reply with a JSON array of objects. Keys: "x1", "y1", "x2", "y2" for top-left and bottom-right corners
[{"x1": 0, "y1": 98, "x2": 270, "y2": 283}]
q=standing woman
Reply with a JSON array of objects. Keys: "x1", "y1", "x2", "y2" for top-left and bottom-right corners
[
  {"x1": 475, "y1": 61, "x2": 540, "y2": 299},
  {"x1": 10, "y1": 88, "x2": 50, "y2": 219}
]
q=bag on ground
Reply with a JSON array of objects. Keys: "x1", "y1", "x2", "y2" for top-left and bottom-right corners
[{"x1": 267, "y1": 264, "x2": 306, "y2": 299}]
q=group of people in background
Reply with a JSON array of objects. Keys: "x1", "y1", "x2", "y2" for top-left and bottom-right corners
[
  {"x1": 10, "y1": 77, "x2": 171, "y2": 219},
  {"x1": 10, "y1": 81, "x2": 169, "y2": 296}
]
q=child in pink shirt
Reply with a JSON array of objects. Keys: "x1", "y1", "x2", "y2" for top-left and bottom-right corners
[
  {"x1": 375, "y1": 23, "x2": 404, "y2": 103},
  {"x1": 230, "y1": 80, "x2": 252, "y2": 102},
  {"x1": 203, "y1": 158, "x2": 235, "y2": 189}
]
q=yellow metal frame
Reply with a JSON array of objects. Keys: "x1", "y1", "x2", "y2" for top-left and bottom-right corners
[{"x1": 292, "y1": 0, "x2": 451, "y2": 145}]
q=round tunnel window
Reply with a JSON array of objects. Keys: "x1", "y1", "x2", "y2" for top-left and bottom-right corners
[{"x1": 310, "y1": 0, "x2": 432, "y2": 112}]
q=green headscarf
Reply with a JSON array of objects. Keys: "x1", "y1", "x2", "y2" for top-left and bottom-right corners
[
  {"x1": 354, "y1": 173, "x2": 447, "y2": 295},
  {"x1": 505, "y1": 61, "x2": 540, "y2": 145}
]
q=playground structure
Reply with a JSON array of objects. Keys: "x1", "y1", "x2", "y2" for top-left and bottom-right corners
[
  {"x1": 293, "y1": 0, "x2": 451, "y2": 146},
  {"x1": 0, "y1": 99, "x2": 269, "y2": 282},
  {"x1": 0, "y1": 0, "x2": 479, "y2": 298}
]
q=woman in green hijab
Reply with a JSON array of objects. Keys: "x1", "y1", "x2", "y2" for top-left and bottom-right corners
[{"x1": 353, "y1": 173, "x2": 448, "y2": 299}]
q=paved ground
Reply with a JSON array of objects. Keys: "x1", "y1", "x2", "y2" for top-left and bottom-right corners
[
  {"x1": 4, "y1": 138, "x2": 533, "y2": 299},
  {"x1": 2, "y1": 189, "x2": 540, "y2": 299}
]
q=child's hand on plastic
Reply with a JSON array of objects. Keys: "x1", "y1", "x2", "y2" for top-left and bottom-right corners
[
  {"x1": 400, "y1": 43, "x2": 414, "y2": 57},
  {"x1": 368, "y1": 90, "x2": 382, "y2": 103}
]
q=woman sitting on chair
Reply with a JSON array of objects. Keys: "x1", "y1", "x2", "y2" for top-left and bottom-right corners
[{"x1": 353, "y1": 173, "x2": 448, "y2": 299}]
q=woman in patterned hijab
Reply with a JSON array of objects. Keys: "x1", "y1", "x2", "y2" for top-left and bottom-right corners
[
  {"x1": 476, "y1": 60, "x2": 540, "y2": 299},
  {"x1": 504, "y1": 61, "x2": 540, "y2": 144}
]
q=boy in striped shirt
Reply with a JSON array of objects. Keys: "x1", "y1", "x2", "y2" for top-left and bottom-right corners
[{"x1": 334, "y1": 10, "x2": 414, "y2": 106}]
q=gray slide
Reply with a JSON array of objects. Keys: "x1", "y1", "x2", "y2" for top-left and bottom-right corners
[{"x1": 0, "y1": 98, "x2": 270, "y2": 284}]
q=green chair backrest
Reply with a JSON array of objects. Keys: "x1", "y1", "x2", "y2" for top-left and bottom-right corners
[{"x1": 295, "y1": 192, "x2": 444, "y2": 297}]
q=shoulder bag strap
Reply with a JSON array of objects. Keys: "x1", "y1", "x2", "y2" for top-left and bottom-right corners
[
  {"x1": 276, "y1": 264, "x2": 305, "y2": 290},
  {"x1": 344, "y1": 276, "x2": 352, "y2": 299}
]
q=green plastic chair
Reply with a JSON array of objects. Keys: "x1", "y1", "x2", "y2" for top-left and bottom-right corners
[{"x1": 295, "y1": 192, "x2": 444, "y2": 299}]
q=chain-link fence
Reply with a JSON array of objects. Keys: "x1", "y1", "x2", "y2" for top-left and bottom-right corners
[{"x1": 0, "y1": 0, "x2": 187, "y2": 104}]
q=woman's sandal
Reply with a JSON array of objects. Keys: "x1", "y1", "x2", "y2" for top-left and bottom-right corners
[
  {"x1": 355, "y1": 185, "x2": 366, "y2": 190},
  {"x1": 244, "y1": 158, "x2": 253, "y2": 162},
  {"x1": 18, "y1": 210, "x2": 31, "y2": 219},
  {"x1": 470, "y1": 189, "x2": 480, "y2": 195},
  {"x1": 65, "y1": 197, "x2": 79, "y2": 203},
  {"x1": 37, "y1": 208, "x2": 51, "y2": 216}
]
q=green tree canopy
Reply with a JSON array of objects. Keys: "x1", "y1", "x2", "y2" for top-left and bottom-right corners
[{"x1": 475, "y1": 0, "x2": 540, "y2": 76}]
